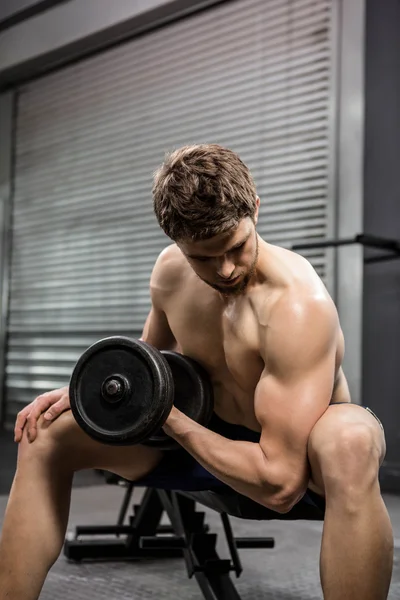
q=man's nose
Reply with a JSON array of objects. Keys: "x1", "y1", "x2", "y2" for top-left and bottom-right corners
[{"x1": 216, "y1": 257, "x2": 235, "y2": 279}]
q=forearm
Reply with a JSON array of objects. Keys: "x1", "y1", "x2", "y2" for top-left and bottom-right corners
[{"x1": 163, "y1": 408, "x2": 295, "y2": 509}]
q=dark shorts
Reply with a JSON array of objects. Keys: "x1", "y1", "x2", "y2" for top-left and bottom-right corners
[{"x1": 135, "y1": 403, "x2": 382, "y2": 521}]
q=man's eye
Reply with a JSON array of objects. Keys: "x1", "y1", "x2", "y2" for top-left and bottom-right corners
[
  {"x1": 233, "y1": 243, "x2": 245, "y2": 252},
  {"x1": 196, "y1": 257, "x2": 210, "y2": 262}
]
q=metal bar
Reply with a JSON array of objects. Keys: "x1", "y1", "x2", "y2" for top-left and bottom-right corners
[
  {"x1": 158, "y1": 490, "x2": 185, "y2": 535},
  {"x1": 63, "y1": 538, "x2": 182, "y2": 561},
  {"x1": 156, "y1": 525, "x2": 176, "y2": 534},
  {"x1": 293, "y1": 236, "x2": 357, "y2": 250},
  {"x1": 63, "y1": 487, "x2": 186, "y2": 563},
  {"x1": 140, "y1": 535, "x2": 186, "y2": 549},
  {"x1": 168, "y1": 492, "x2": 198, "y2": 579},
  {"x1": 235, "y1": 537, "x2": 275, "y2": 549},
  {"x1": 193, "y1": 573, "x2": 217, "y2": 600},
  {"x1": 127, "y1": 487, "x2": 164, "y2": 539},
  {"x1": 116, "y1": 482, "x2": 135, "y2": 529},
  {"x1": 171, "y1": 491, "x2": 244, "y2": 600},
  {"x1": 220, "y1": 513, "x2": 242, "y2": 578},
  {"x1": 293, "y1": 234, "x2": 400, "y2": 254},
  {"x1": 364, "y1": 253, "x2": 400, "y2": 265},
  {"x1": 75, "y1": 525, "x2": 135, "y2": 537},
  {"x1": 357, "y1": 233, "x2": 400, "y2": 252},
  {"x1": 207, "y1": 573, "x2": 243, "y2": 600}
]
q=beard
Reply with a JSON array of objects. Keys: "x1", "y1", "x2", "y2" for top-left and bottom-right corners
[{"x1": 199, "y1": 236, "x2": 259, "y2": 297}]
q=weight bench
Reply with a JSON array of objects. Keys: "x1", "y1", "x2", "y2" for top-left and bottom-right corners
[{"x1": 64, "y1": 473, "x2": 325, "y2": 600}]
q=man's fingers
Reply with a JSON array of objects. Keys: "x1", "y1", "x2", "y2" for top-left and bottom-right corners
[
  {"x1": 14, "y1": 421, "x2": 26, "y2": 442},
  {"x1": 21, "y1": 396, "x2": 51, "y2": 442},
  {"x1": 35, "y1": 390, "x2": 59, "y2": 405},
  {"x1": 44, "y1": 396, "x2": 69, "y2": 421},
  {"x1": 14, "y1": 414, "x2": 26, "y2": 438},
  {"x1": 28, "y1": 398, "x2": 52, "y2": 422},
  {"x1": 15, "y1": 393, "x2": 50, "y2": 430},
  {"x1": 14, "y1": 388, "x2": 69, "y2": 443},
  {"x1": 15, "y1": 409, "x2": 32, "y2": 442},
  {"x1": 14, "y1": 409, "x2": 31, "y2": 441},
  {"x1": 27, "y1": 397, "x2": 57, "y2": 441},
  {"x1": 26, "y1": 414, "x2": 41, "y2": 442}
]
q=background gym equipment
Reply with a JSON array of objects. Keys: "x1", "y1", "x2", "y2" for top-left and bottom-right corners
[
  {"x1": 64, "y1": 484, "x2": 273, "y2": 600},
  {"x1": 69, "y1": 336, "x2": 214, "y2": 450},
  {"x1": 64, "y1": 475, "x2": 325, "y2": 600},
  {"x1": 292, "y1": 233, "x2": 400, "y2": 264}
]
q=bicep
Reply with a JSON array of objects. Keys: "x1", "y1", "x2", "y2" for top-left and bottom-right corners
[
  {"x1": 254, "y1": 296, "x2": 339, "y2": 488},
  {"x1": 255, "y1": 353, "x2": 335, "y2": 465}
]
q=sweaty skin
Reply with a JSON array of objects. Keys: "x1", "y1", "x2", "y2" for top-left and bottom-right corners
[
  {"x1": 154, "y1": 244, "x2": 349, "y2": 427},
  {"x1": 142, "y1": 218, "x2": 351, "y2": 508}
]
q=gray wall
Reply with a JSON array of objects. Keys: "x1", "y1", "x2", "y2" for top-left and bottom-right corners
[
  {"x1": 363, "y1": 0, "x2": 400, "y2": 492},
  {"x1": 334, "y1": 0, "x2": 365, "y2": 406},
  {"x1": 0, "y1": 0, "x2": 222, "y2": 88},
  {"x1": 0, "y1": 0, "x2": 48, "y2": 22},
  {"x1": 0, "y1": 93, "x2": 15, "y2": 424}
]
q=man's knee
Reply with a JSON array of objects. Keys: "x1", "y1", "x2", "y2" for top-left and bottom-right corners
[
  {"x1": 309, "y1": 412, "x2": 385, "y2": 500},
  {"x1": 18, "y1": 411, "x2": 83, "y2": 468}
]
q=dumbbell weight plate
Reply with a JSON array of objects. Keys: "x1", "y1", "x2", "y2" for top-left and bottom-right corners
[
  {"x1": 70, "y1": 336, "x2": 174, "y2": 445},
  {"x1": 143, "y1": 351, "x2": 214, "y2": 450}
]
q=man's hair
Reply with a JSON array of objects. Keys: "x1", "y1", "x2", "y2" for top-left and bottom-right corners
[{"x1": 152, "y1": 143, "x2": 258, "y2": 241}]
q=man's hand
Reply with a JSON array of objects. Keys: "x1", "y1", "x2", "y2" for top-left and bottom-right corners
[{"x1": 14, "y1": 386, "x2": 70, "y2": 443}]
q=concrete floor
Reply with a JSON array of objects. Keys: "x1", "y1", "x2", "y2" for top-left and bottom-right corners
[{"x1": 0, "y1": 482, "x2": 400, "y2": 599}]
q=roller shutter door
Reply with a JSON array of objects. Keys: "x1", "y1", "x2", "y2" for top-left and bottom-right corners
[{"x1": 5, "y1": 0, "x2": 335, "y2": 422}]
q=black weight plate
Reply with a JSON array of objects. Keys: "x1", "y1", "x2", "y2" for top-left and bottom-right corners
[
  {"x1": 70, "y1": 336, "x2": 174, "y2": 446},
  {"x1": 144, "y1": 352, "x2": 214, "y2": 450}
]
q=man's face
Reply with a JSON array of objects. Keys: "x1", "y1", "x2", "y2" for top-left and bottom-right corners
[{"x1": 178, "y1": 217, "x2": 259, "y2": 296}]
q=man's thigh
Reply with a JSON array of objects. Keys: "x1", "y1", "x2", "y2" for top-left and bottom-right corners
[
  {"x1": 20, "y1": 410, "x2": 164, "y2": 482},
  {"x1": 306, "y1": 403, "x2": 386, "y2": 497}
]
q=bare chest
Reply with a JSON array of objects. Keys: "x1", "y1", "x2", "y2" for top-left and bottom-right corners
[{"x1": 166, "y1": 296, "x2": 264, "y2": 395}]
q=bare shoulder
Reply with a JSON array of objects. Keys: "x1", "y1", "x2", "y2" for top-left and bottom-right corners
[
  {"x1": 257, "y1": 245, "x2": 340, "y2": 365},
  {"x1": 273, "y1": 284, "x2": 339, "y2": 338},
  {"x1": 277, "y1": 247, "x2": 337, "y2": 325},
  {"x1": 150, "y1": 244, "x2": 188, "y2": 300},
  {"x1": 152, "y1": 243, "x2": 184, "y2": 272}
]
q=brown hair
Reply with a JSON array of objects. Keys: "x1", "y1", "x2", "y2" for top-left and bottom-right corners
[{"x1": 152, "y1": 143, "x2": 258, "y2": 241}]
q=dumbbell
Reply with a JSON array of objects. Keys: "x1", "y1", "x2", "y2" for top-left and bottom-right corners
[{"x1": 69, "y1": 336, "x2": 214, "y2": 450}]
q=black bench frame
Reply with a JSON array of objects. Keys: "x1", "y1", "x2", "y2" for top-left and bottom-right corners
[{"x1": 64, "y1": 476, "x2": 276, "y2": 600}]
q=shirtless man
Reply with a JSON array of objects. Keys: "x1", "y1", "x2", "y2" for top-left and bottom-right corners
[{"x1": 0, "y1": 144, "x2": 393, "y2": 600}]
